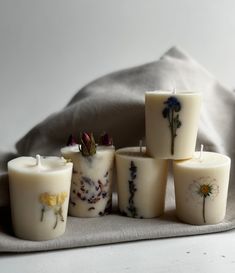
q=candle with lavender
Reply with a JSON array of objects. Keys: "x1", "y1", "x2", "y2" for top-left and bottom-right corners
[
  {"x1": 61, "y1": 132, "x2": 115, "y2": 217},
  {"x1": 115, "y1": 144, "x2": 168, "y2": 218}
]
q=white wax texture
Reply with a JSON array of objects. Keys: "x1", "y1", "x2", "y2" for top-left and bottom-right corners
[
  {"x1": 145, "y1": 91, "x2": 201, "y2": 159},
  {"x1": 61, "y1": 145, "x2": 115, "y2": 217},
  {"x1": 8, "y1": 156, "x2": 72, "y2": 241},
  {"x1": 173, "y1": 152, "x2": 231, "y2": 225},
  {"x1": 116, "y1": 147, "x2": 168, "y2": 218}
]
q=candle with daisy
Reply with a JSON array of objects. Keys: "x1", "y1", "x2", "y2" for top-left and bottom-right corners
[
  {"x1": 173, "y1": 146, "x2": 231, "y2": 225},
  {"x1": 115, "y1": 143, "x2": 168, "y2": 218},
  {"x1": 61, "y1": 132, "x2": 115, "y2": 217},
  {"x1": 8, "y1": 155, "x2": 72, "y2": 241},
  {"x1": 145, "y1": 90, "x2": 201, "y2": 159}
]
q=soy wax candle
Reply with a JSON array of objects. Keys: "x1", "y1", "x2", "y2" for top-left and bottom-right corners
[
  {"x1": 145, "y1": 90, "x2": 201, "y2": 159},
  {"x1": 8, "y1": 155, "x2": 72, "y2": 241},
  {"x1": 116, "y1": 145, "x2": 168, "y2": 218},
  {"x1": 61, "y1": 133, "x2": 115, "y2": 217},
  {"x1": 173, "y1": 147, "x2": 231, "y2": 225}
]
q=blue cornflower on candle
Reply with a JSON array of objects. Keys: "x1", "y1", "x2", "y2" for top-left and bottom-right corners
[{"x1": 162, "y1": 96, "x2": 182, "y2": 155}]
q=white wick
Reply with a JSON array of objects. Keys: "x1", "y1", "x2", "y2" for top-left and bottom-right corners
[
  {"x1": 172, "y1": 88, "x2": 176, "y2": 95},
  {"x1": 36, "y1": 154, "x2": 42, "y2": 168},
  {"x1": 199, "y1": 144, "x2": 204, "y2": 162},
  {"x1": 139, "y1": 140, "x2": 143, "y2": 154}
]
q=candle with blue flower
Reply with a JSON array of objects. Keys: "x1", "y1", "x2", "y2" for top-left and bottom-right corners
[{"x1": 145, "y1": 91, "x2": 201, "y2": 159}]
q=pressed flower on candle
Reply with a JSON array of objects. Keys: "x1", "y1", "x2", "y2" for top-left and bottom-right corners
[
  {"x1": 189, "y1": 177, "x2": 219, "y2": 223},
  {"x1": 127, "y1": 161, "x2": 138, "y2": 218},
  {"x1": 162, "y1": 96, "x2": 182, "y2": 155},
  {"x1": 39, "y1": 191, "x2": 68, "y2": 229}
]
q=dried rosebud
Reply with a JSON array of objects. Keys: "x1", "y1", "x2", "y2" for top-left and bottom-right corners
[
  {"x1": 66, "y1": 135, "x2": 77, "y2": 146},
  {"x1": 80, "y1": 132, "x2": 96, "y2": 156},
  {"x1": 99, "y1": 132, "x2": 113, "y2": 146}
]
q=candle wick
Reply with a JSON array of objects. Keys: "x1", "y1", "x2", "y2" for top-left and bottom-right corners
[
  {"x1": 199, "y1": 144, "x2": 204, "y2": 162},
  {"x1": 139, "y1": 140, "x2": 143, "y2": 154},
  {"x1": 172, "y1": 88, "x2": 176, "y2": 95},
  {"x1": 36, "y1": 154, "x2": 42, "y2": 167}
]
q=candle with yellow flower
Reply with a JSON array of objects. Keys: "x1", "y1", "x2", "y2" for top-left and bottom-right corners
[
  {"x1": 173, "y1": 147, "x2": 231, "y2": 225},
  {"x1": 8, "y1": 155, "x2": 72, "y2": 241},
  {"x1": 61, "y1": 132, "x2": 115, "y2": 217}
]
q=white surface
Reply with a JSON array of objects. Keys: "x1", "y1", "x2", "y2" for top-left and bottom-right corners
[
  {"x1": 1, "y1": 230, "x2": 235, "y2": 273},
  {"x1": 1, "y1": 1, "x2": 235, "y2": 272}
]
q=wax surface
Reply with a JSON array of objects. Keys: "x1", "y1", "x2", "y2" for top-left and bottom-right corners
[
  {"x1": 116, "y1": 147, "x2": 168, "y2": 218},
  {"x1": 173, "y1": 152, "x2": 231, "y2": 225},
  {"x1": 61, "y1": 145, "x2": 115, "y2": 217},
  {"x1": 8, "y1": 156, "x2": 72, "y2": 241},
  {"x1": 8, "y1": 156, "x2": 72, "y2": 173},
  {"x1": 175, "y1": 151, "x2": 231, "y2": 168},
  {"x1": 145, "y1": 91, "x2": 201, "y2": 159}
]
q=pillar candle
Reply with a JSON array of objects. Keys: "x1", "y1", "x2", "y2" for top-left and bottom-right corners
[
  {"x1": 61, "y1": 145, "x2": 115, "y2": 217},
  {"x1": 145, "y1": 91, "x2": 202, "y2": 159},
  {"x1": 8, "y1": 156, "x2": 72, "y2": 241},
  {"x1": 173, "y1": 151, "x2": 231, "y2": 225},
  {"x1": 116, "y1": 147, "x2": 168, "y2": 218}
]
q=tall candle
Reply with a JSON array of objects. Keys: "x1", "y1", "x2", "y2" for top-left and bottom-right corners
[
  {"x1": 8, "y1": 156, "x2": 72, "y2": 241},
  {"x1": 61, "y1": 145, "x2": 115, "y2": 217},
  {"x1": 116, "y1": 147, "x2": 168, "y2": 218},
  {"x1": 173, "y1": 151, "x2": 231, "y2": 225},
  {"x1": 145, "y1": 91, "x2": 201, "y2": 159}
]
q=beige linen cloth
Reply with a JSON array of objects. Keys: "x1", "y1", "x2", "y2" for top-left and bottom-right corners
[{"x1": 0, "y1": 47, "x2": 234, "y2": 252}]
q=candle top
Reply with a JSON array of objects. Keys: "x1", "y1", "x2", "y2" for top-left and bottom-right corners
[
  {"x1": 8, "y1": 156, "x2": 73, "y2": 173},
  {"x1": 145, "y1": 90, "x2": 201, "y2": 96},
  {"x1": 116, "y1": 147, "x2": 151, "y2": 159},
  {"x1": 174, "y1": 151, "x2": 231, "y2": 168},
  {"x1": 61, "y1": 144, "x2": 114, "y2": 155}
]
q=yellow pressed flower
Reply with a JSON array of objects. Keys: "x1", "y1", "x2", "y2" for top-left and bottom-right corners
[
  {"x1": 56, "y1": 192, "x2": 68, "y2": 205},
  {"x1": 40, "y1": 191, "x2": 68, "y2": 229},
  {"x1": 39, "y1": 192, "x2": 57, "y2": 207}
]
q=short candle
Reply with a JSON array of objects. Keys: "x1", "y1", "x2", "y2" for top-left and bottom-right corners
[
  {"x1": 61, "y1": 145, "x2": 115, "y2": 217},
  {"x1": 173, "y1": 151, "x2": 231, "y2": 225},
  {"x1": 8, "y1": 156, "x2": 73, "y2": 241},
  {"x1": 116, "y1": 147, "x2": 168, "y2": 218},
  {"x1": 145, "y1": 90, "x2": 202, "y2": 159}
]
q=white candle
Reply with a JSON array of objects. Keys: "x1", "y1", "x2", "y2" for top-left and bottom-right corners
[
  {"x1": 8, "y1": 156, "x2": 73, "y2": 241},
  {"x1": 173, "y1": 151, "x2": 231, "y2": 225},
  {"x1": 61, "y1": 145, "x2": 115, "y2": 217},
  {"x1": 145, "y1": 91, "x2": 202, "y2": 159},
  {"x1": 115, "y1": 147, "x2": 168, "y2": 218}
]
